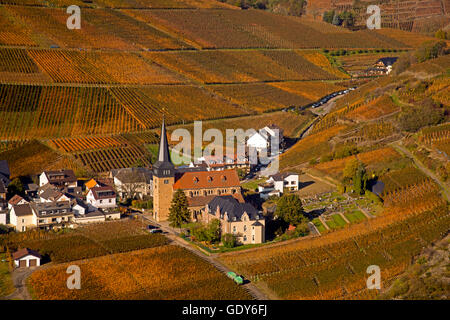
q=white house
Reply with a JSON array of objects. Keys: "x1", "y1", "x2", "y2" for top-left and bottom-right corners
[
  {"x1": 0, "y1": 209, "x2": 7, "y2": 225},
  {"x1": 247, "y1": 132, "x2": 269, "y2": 153},
  {"x1": 39, "y1": 170, "x2": 77, "y2": 188},
  {"x1": 257, "y1": 182, "x2": 281, "y2": 199},
  {"x1": 87, "y1": 186, "x2": 117, "y2": 209},
  {"x1": 13, "y1": 248, "x2": 41, "y2": 268},
  {"x1": 267, "y1": 172, "x2": 299, "y2": 193},
  {"x1": 72, "y1": 198, "x2": 89, "y2": 216},
  {"x1": 8, "y1": 194, "x2": 28, "y2": 210},
  {"x1": 10, "y1": 204, "x2": 37, "y2": 232},
  {"x1": 247, "y1": 124, "x2": 284, "y2": 154}
]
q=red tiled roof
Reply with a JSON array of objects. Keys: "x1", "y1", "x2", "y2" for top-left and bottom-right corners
[
  {"x1": 173, "y1": 169, "x2": 240, "y2": 190},
  {"x1": 8, "y1": 194, "x2": 24, "y2": 205},
  {"x1": 12, "y1": 248, "x2": 41, "y2": 260}
]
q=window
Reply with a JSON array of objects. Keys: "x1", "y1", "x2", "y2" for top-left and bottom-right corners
[
  {"x1": 244, "y1": 225, "x2": 247, "y2": 232},
  {"x1": 252, "y1": 235, "x2": 255, "y2": 241},
  {"x1": 233, "y1": 226, "x2": 236, "y2": 233},
  {"x1": 109, "y1": 199, "x2": 112, "y2": 203},
  {"x1": 100, "y1": 200, "x2": 103, "y2": 204},
  {"x1": 22, "y1": 219, "x2": 24, "y2": 223},
  {"x1": 244, "y1": 235, "x2": 247, "y2": 241},
  {"x1": 164, "y1": 180, "x2": 169, "y2": 184}
]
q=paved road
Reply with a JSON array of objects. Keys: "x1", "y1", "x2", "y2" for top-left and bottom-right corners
[{"x1": 139, "y1": 214, "x2": 269, "y2": 300}]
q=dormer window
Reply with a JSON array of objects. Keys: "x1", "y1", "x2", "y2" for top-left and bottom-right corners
[
  {"x1": 207, "y1": 176, "x2": 212, "y2": 182},
  {"x1": 193, "y1": 177, "x2": 199, "y2": 183},
  {"x1": 221, "y1": 175, "x2": 226, "y2": 181}
]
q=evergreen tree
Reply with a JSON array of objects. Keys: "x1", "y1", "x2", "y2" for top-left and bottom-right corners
[
  {"x1": 275, "y1": 194, "x2": 307, "y2": 226},
  {"x1": 353, "y1": 162, "x2": 367, "y2": 195},
  {"x1": 168, "y1": 189, "x2": 191, "y2": 228}
]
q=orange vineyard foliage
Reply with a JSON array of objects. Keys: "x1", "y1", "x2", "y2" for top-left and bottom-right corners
[
  {"x1": 219, "y1": 181, "x2": 449, "y2": 299},
  {"x1": 29, "y1": 246, "x2": 252, "y2": 300}
]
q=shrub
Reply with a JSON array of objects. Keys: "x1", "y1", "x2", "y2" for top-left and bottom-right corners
[{"x1": 222, "y1": 233, "x2": 237, "y2": 248}]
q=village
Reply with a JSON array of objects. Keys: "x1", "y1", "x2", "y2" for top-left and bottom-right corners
[{"x1": 0, "y1": 120, "x2": 319, "y2": 268}]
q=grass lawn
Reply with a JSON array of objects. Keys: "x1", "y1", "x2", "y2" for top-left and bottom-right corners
[
  {"x1": 344, "y1": 210, "x2": 367, "y2": 223},
  {"x1": 312, "y1": 218, "x2": 326, "y2": 233},
  {"x1": 241, "y1": 178, "x2": 266, "y2": 191},
  {"x1": 0, "y1": 253, "x2": 14, "y2": 297},
  {"x1": 325, "y1": 214, "x2": 347, "y2": 229}
]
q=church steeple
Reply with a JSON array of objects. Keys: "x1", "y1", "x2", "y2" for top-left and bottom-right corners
[{"x1": 153, "y1": 116, "x2": 174, "y2": 178}]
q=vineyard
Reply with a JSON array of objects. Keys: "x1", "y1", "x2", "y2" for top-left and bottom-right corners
[
  {"x1": 345, "y1": 95, "x2": 400, "y2": 121},
  {"x1": 0, "y1": 140, "x2": 79, "y2": 178},
  {"x1": 0, "y1": 220, "x2": 168, "y2": 263},
  {"x1": 219, "y1": 183, "x2": 449, "y2": 299},
  {"x1": 280, "y1": 125, "x2": 347, "y2": 169},
  {"x1": 74, "y1": 145, "x2": 150, "y2": 173},
  {"x1": 379, "y1": 167, "x2": 429, "y2": 195},
  {"x1": 144, "y1": 50, "x2": 344, "y2": 84},
  {"x1": 28, "y1": 246, "x2": 252, "y2": 300},
  {"x1": 0, "y1": 84, "x2": 143, "y2": 140},
  {"x1": 0, "y1": 6, "x2": 189, "y2": 50},
  {"x1": 209, "y1": 83, "x2": 313, "y2": 113},
  {"x1": 49, "y1": 135, "x2": 152, "y2": 172},
  {"x1": 131, "y1": 9, "x2": 410, "y2": 49},
  {"x1": 270, "y1": 81, "x2": 346, "y2": 102},
  {"x1": 25, "y1": 49, "x2": 184, "y2": 85},
  {"x1": 313, "y1": 147, "x2": 403, "y2": 178}
]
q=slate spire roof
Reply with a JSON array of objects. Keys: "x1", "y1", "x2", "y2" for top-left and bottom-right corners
[
  {"x1": 158, "y1": 116, "x2": 171, "y2": 164},
  {"x1": 153, "y1": 116, "x2": 175, "y2": 176}
]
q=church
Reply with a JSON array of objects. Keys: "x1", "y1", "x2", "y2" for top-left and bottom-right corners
[{"x1": 152, "y1": 119, "x2": 243, "y2": 222}]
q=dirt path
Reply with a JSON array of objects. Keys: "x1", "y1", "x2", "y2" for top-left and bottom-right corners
[
  {"x1": 3, "y1": 268, "x2": 35, "y2": 300},
  {"x1": 392, "y1": 142, "x2": 450, "y2": 202}
]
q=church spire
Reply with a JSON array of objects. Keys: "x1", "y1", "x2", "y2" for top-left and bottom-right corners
[
  {"x1": 158, "y1": 116, "x2": 171, "y2": 163},
  {"x1": 153, "y1": 116, "x2": 174, "y2": 177}
]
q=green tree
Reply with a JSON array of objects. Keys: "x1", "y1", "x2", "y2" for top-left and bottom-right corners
[
  {"x1": 353, "y1": 162, "x2": 367, "y2": 195},
  {"x1": 222, "y1": 233, "x2": 237, "y2": 248},
  {"x1": 191, "y1": 219, "x2": 221, "y2": 243},
  {"x1": 343, "y1": 158, "x2": 359, "y2": 184},
  {"x1": 435, "y1": 29, "x2": 448, "y2": 40},
  {"x1": 323, "y1": 10, "x2": 335, "y2": 23},
  {"x1": 7, "y1": 178, "x2": 24, "y2": 199},
  {"x1": 168, "y1": 189, "x2": 191, "y2": 229},
  {"x1": 275, "y1": 194, "x2": 307, "y2": 225},
  {"x1": 415, "y1": 41, "x2": 447, "y2": 63}
]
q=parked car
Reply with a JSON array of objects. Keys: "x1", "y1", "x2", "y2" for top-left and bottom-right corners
[{"x1": 150, "y1": 228, "x2": 163, "y2": 234}]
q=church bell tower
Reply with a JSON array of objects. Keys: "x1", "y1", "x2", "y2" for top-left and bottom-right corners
[{"x1": 152, "y1": 118, "x2": 175, "y2": 222}]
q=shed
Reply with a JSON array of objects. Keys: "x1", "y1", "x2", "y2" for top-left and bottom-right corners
[{"x1": 13, "y1": 248, "x2": 41, "y2": 268}]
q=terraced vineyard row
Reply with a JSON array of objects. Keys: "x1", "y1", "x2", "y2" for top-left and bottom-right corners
[
  {"x1": 129, "y1": 9, "x2": 409, "y2": 49},
  {"x1": 50, "y1": 135, "x2": 130, "y2": 153},
  {"x1": 346, "y1": 95, "x2": 400, "y2": 121},
  {"x1": 219, "y1": 182, "x2": 449, "y2": 299},
  {"x1": 74, "y1": 145, "x2": 150, "y2": 172},
  {"x1": 0, "y1": 5, "x2": 189, "y2": 50},
  {"x1": 0, "y1": 84, "x2": 143, "y2": 140},
  {"x1": 313, "y1": 147, "x2": 402, "y2": 178},
  {"x1": 23, "y1": 49, "x2": 183, "y2": 85}
]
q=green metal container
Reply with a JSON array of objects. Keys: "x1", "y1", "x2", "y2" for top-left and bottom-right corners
[{"x1": 234, "y1": 276, "x2": 244, "y2": 285}]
